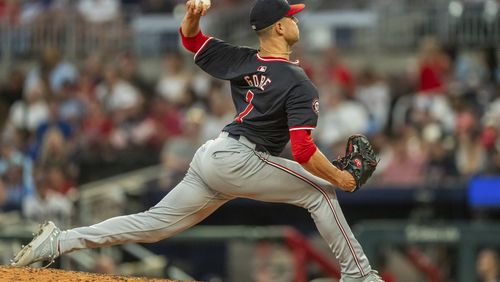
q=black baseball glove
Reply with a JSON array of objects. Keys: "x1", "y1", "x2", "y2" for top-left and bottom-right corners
[{"x1": 332, "y1": 134, "x2": 378, "y2": 192}]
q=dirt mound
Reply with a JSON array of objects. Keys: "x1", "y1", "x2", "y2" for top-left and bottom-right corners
[{"x1": 0, "y1": 266, "x2": 188, "y2": 282}]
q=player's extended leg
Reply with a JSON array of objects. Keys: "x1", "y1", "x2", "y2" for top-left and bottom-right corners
[
  {"x1": 58, "y1": 170, "x2": 231, "y2": 253},
  {"x1": 200, "y1": 135, "x2": 376, "y2": 280},
  {"x1": 11, "y1": 141, "x2": 233, "y2": 266}
]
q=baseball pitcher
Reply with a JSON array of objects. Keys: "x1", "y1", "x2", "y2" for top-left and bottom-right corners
[{"x1": 12, "y1": 0, "x2": 381, "y2": 281}]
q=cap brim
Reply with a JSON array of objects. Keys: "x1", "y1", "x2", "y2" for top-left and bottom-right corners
[{"x1": 286, "y1": 4, "x2": 305, "y2": 16}]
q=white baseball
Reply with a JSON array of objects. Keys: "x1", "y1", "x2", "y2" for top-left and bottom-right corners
[{"x1": 194, "y1": 0, "x2": 211, "y2": 10}]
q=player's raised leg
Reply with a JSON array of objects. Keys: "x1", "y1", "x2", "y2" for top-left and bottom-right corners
[{"x1": 199, "y1": 135, "x2": 380, "y2": 281}]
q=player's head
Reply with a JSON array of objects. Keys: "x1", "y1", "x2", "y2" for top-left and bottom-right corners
[{"x1": 250, "y1": 0, "x2": 304, "y2": 46}]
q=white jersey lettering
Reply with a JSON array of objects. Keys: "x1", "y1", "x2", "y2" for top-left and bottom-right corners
[{"x1": 244, "y1": 74, "x2": 272, "y2": 91}]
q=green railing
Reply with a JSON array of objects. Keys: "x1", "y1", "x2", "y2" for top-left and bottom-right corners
[{"x1": 355, "y1": 220, "x2": 500, "y2": 282}]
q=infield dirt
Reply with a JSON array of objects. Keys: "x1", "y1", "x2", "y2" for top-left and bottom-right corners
[{"x1": 0, "y1": 266, "x2": 190, "y2": 281}]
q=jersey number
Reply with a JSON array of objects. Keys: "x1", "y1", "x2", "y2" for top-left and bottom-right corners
[{"x1": 235, "y1": 90, "x2": 255, "y2": 123}]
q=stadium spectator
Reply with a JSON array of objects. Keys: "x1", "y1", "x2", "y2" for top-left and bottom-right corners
[
  {"x1": 355, "y1": 67, "x2": 391, "y2": 134},
  {"x1": 96, "y1": 63, "x2": 142, "y2": 118},
  {"x1": 156, "y1": 52, "x2": 192, "y2": 106},
  {"x1": 322, "y1": 47, "x2": 355, "y2": 98},
  {"x1": 7, "y1": 81, "x2": 49, "y2": 134},
  {"x1": 116, "y1": 52, "x2": 153, "y2": 99},
  {"x1": 477, "y1": 248, "x2": 500, "y2": 282},
  {"x1": 31, "y1": 99, "x2": 72, "y2": 154},
  {"x1": 317, "y1": 83, "x2": 369, "y2": 155},
  {"x1": 201, "y1": 82, "x2": 234, "y2": 141},
  {"x1": 46, "y1": 165, "x2": 76, "y2": 196},
  {"x1": 0, "y1": 154, "x2": 34, "y2": 212},
  {"x1": 455, "y1": 109, "x2": 487, "y2": 177},
  {"x1": 82, "y1": 53, "x2": 104, "y2": 87},
  {"x1": 58, "y1": 81, "x2": 86, "y2": 127},
  {"x1": 0, "y1": 0, "x2": 20, "y2": 24},
  {"x1": 416, "y1": 37, "x2": 451, "y2": 95},
  {"x1": 78, "y1": 0, "x2": 120, "y2": 24},
  {"x1": 25, "y1": 46, "x2": 78, "y2": 96},
  {"x1": 0, "y1": 69, "x2": 24, "y2": 109},
  {"x1": 138, "y1": 95, "x2": 183, "y2": 148},
  {"x1": 36, "y1": 127, "x2": 75, "y2": 169},
  {"x1": 425, "y1": 133, "x2": 458, "y2": 185},
  {"x1": 19, "y1": 0, "x2": 47, "y2": 25},
  {"x1": 0, "y1": 69, "x2": 24, "y2": 126},
  {"x1": 80, "y1": 101, "x2": 113, "y2": 150},
  {"x1": 377, "y1": 131, "x2": 427, "y2": 186},
  {"x1": 22, "y1": 168, "x2": 72, "y2": 227}
]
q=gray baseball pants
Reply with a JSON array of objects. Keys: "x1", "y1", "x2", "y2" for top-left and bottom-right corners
[{"x1": 58, "y1": 132, "x2": 372, "y2": 277}]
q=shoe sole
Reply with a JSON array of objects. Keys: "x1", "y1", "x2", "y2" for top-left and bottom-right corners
[{"x1": 11, "y1": 222, "x2": 57, "y2": 266}]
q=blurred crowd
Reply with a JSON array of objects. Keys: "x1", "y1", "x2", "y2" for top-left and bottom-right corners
[
  {"x1": 0, "y1": 37, "x2": 499, "y2": 219},
  {"x1": 311, "y1": 38, "x2": 500, "y2": 188},
  {"x1": 0, "y1": 1, "x2": 499, "y2": 224},
  {"x1": 0, "y1": 0, "x2": 248, "y2": 24}
]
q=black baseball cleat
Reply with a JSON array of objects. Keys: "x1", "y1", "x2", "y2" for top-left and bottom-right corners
[{"x1": 11, "y1": 221, "x2": 61, "y2": 267}]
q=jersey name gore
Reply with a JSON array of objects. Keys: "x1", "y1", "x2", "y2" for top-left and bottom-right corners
[{"x1": 244, "y1": 74, "x2": 272, "y2": 91}]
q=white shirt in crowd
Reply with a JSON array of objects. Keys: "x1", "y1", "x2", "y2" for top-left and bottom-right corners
[
  {"x1": 318, "y1": 100, "x2": 370, "y2": 146},
  {"x1": 8, "y1": 101, "x2": 49, "y2": 131},
  {"x1": 96, "y1": 80, "x2": 141, "y2": 112},
  {"x1": 356, "y1": 82, "x2": 390, "y2": 131},
  {"x1": 156, "y1": 74, "x2": 190, "y2": 105},
  {"x1": 22, "y1": 191, "x2": 72, "y2": 227},
  {"x1": 78, "y1": 0, "x2": 120, "y2": 23}
]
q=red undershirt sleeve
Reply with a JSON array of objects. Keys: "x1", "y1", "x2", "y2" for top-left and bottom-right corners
[
  {"x1": 290, "y1": 129, "x2": 317, "y2": 164},
  {"x1": 179, "y1": 28, "x2": 210, "y2": 53}
]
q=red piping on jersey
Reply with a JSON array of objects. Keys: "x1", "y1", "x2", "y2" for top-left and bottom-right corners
[
  {"x1": 194, "y1": 37, "x2": 213, "y2": 60},
  {"x1": 179, "y1": 28, "x2": 212, "y2": 55},
  {"x1": 256, "y1": 54, "x2": 299, "y2": 64},
  {"x1": 290, "y1": 129, "x2": 317, "y2": 164},
  {"x1": 289, "y1": 125, "x2": 316, "y2": 131}
]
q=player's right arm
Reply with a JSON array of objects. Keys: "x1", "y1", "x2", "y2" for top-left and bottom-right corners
[
  {"x1": 180, "y1": 1, "x2": 254, "y2": 80},
  {"x1": 181, "y1": 0, "x2": 207, "y2": 37}
]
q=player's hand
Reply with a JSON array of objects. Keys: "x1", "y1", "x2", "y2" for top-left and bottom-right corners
[
  {"x1": 186, "y1": 0, "x2": 209, "y2": 18},
  {"x1": 337, "y1": 170, "x2": 357, "y2": 192}
]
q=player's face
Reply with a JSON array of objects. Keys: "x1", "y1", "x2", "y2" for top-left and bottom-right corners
[{"x1": 281, "y1": 16, "x2": 300, "y2": 46}]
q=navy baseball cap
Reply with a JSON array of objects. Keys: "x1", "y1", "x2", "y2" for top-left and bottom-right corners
[{"x1": 250, "y1": 0, "x2": 305, "y2": 31}]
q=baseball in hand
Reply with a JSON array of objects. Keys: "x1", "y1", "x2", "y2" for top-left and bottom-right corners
[{"x1": 194, "y1": 0, "x2": 211, "y2": 10}]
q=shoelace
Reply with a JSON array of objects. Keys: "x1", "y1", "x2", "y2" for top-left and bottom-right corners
[{"x1": 42, "y1": 228, "x2": 61, "y2": 268}]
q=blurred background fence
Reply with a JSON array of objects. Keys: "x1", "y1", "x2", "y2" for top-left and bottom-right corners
[{"x1": 1, "y1": 0, "x2": 499, "y2": 69}]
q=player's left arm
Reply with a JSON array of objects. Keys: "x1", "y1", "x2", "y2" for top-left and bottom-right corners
[
  {"x1": 286, "y1": 82, "x2": 356, "y2": 192},
  {"x1": 290, "y1": 130, "x2": 356, "y2": 192}
]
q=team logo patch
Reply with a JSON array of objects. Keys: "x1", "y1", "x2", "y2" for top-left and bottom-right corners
[
  {"x1": 312, "y1": 99, "x2": 320, "y2": 115},
  {"x1": 257, "y1": 66, "x2": 267, "y2": 73}
]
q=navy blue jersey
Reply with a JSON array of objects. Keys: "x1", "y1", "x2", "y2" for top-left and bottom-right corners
[{"x1": 195, "y1": 37, "x2": 319, "y2": 156}]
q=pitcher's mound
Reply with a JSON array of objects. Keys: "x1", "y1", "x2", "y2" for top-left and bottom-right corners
[{"x1": 0, "y1": 266, "x2": 187, "y2": 281}]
